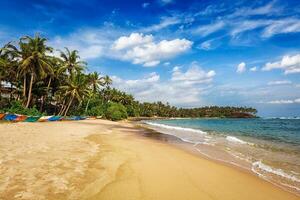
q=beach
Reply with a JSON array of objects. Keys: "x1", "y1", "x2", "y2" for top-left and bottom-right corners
[{"x1": 0, "y1": 120, "x2": 299, "y2": 200}]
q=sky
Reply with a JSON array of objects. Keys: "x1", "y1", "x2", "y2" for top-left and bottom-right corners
[{"x1": 0, "y1": 0, "x2": 300, "y2": 117}]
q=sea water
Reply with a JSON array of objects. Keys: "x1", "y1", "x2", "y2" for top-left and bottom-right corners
[{"x1": 144, "y1": 118, "x2": 300, "y2": 194}]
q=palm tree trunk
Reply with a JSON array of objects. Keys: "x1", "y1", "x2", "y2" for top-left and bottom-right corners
[
  {"x1": 85, "y1": 98, "x2": 91, "y2": 113},
  {"x1": 40, "y1": 78, "x2": 52, "y2": 112},
  {"x1": 25, "y1": 73, "x2": 34, "y2": 108},
  {"x1": 64, "y1": 95, "x2": 74, "y2": 116},
  {"x1": 23, "y1": 75, "x2": 26, "y2": 98}
]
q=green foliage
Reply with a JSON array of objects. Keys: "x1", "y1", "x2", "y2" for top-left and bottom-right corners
[
  {"x1": 5, "y1": 101, "x2": 42, "y2": 116},
  {"x1": 105, "y1": 102, "x2": 128, "y2": 121},
  {"x1": 87, "y1": 105, "x2": 105, "y2": 116}
]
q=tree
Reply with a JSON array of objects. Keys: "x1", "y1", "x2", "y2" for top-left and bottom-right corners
[
  {"x1": 18, "y1": 35, "x2": 53, "y2": 108},
  {"x1": 59, "y1": 48, "x2": 86, "y2": 77}
]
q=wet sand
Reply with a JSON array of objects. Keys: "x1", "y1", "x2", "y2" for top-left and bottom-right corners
[{"x1": 0, "y1": 120, "x2": 298, "y2": 200}]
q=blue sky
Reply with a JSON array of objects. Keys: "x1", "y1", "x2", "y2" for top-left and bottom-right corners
[{"x1": 1, "y1": 0, "x2": 300, "y2": 116}]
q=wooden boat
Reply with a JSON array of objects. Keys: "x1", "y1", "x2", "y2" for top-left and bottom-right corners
[
  {"x1": 0, "y1": 113, "x2": 5, "y2": 120},
  {"x1": 38, "y1": 116, "x2": 53, "y2": 122},
  {"x1": 4, "y1": 114, "x2": 18, "y2": 121},
  {"x1": 25, "y1": 116, "x2": 41, "y2": 122},
  {"x1": 14, "y1": 115, "x2": 27, "y2": 122},
  {"x1": 48, "y1": 116, "x2": 63, "y2": 121}
]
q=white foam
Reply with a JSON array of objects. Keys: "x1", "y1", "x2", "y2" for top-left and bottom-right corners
[
  {"x1": 145, "y1": 121, "x2": 207, "y2": 135},
  {"x1": 226, "y1": 136, "x2": 247, "y2": 144},
  {"x1": 252, "y1": 161, "x2": 300, "y2": 183}
]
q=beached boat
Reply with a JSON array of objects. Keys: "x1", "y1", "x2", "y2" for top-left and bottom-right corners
[
  {"x1": 48, "y1": 116, "x2": 63, "y2": 121},
  {"x1": 14, "y1": 115, "x2": 27, "y2": 122},
  {"x1": 25, "y1": 116, "x2": 41, "y2": 122},
  {"x1": 0, "y1": 113, "x2": 5, "y2": 120},
  {"x1": 4, "y1": 114, "x2": 18, "y2": 121},
  {"x1": 38, "y1": 116, "x2": 53, "y2": 122}
]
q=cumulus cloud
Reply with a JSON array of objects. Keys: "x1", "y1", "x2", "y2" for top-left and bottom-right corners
[
  {"x1": 111, "y1": 33, "x2": 192, "y2": 67},
  {"x1": 250, "y1": 66, "x2": 257, "y2": 72},
  {"x1": 112, "y1": 63, "x2": 215, "y2": 105},
  {"x1": 267, "y1": 80, "x2": 292, "y2": 85},
  {"x1": 236, "y1": 62, "x2": 246, "y2": 73},
  {"x1": 262, "y1": 54, "x2": 300, "y2": 74}
]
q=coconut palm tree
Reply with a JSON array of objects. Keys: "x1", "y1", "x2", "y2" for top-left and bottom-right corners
[
  {"x1": 101, "y1": 75, "x2": 112, "y2": 89},
  {"x1": 59, "y1": 73, "x2": 89, "y2": 116},
  {"x1": 17, "y1": 35, "x2": 54, "y2": 108},
  {"x1": 58, "y1": 48, "x2": 86, "y2": 77},
  {"x1": 88, "y1": 72, "x2": 102, "y2": 93}
]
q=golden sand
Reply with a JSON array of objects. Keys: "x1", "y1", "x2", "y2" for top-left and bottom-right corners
[{"x1": 0, "y1": 120, "x2": 298, "y2": 200}]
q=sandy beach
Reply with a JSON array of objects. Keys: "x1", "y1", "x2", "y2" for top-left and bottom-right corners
[{"x1": 0, "y1": 120, "x2": 299, "y2": 200}]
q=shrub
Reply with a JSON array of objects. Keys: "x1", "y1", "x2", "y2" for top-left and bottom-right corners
[
  {"x1": 87, "y1": 105, "x2": 105, "y2": 116},
  {"x1": 105, "y1": 102, "x2": 128, "y2": 121},
  {"x1": 5, "y1": 101, "x2": 42, "y2": 116}
]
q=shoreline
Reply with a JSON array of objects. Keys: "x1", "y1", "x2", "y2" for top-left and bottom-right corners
[{"x1": 0, "y1": 120, "x2": 299, "y2": 199}]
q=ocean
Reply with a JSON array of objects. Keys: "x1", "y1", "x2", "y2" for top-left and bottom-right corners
[{"x1": 143, "y1": 118, "x2": 300, "y2": 194}]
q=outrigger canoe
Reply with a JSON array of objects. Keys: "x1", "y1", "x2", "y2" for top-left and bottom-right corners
[
  {"x1": 4, "y1": 114, "x2": 18, "y2": 121},
  {"x1": 38, "y1": 116, "x2": 53, "y2": 122},
  {"x1": 48, "y1": 116, "x2": 63, "y2": 121},
  {"x1": 0, "y1": 113, "x2": 5, "y2": 120},
  {"x1": 25, "y1": 116, "x2": 41, "y2": 122}
]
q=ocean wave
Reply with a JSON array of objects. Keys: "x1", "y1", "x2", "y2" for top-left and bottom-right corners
[
  {"x1": 144, "y1": 121, "x2": 207, "y2": 135},
  {"x1": 226, "y1": 136, "x2": 248, "y2": 144},
  {"x1": 252, "y1": 161, "x2": 300, "y2": 183}
]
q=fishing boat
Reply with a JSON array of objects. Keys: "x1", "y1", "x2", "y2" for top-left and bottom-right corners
[
  {"x1": 38, "y1": 116, "x2": 53, "y2": 122},
  {"x1": 25, "y1": 116, "x2": 41, "y2": 122},
  {"x1": 0, "y1": 113, "x2": 5, "y2": 120},
  {"x1": 4, "y1": 114, "x2": 18, "y2": 121},
  {"x1": 14, "y1": 115, "x2": 27, "y2": 122},
  {"x1": 48, "y1": 116, "x2": 63, "y2": 121}
]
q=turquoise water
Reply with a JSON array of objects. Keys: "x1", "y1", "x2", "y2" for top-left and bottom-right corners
[
  {"x1": 144, "y1": 118, "x2": 300, "y2": 194},
  {"x1": 149, "y1": 118, "x2": 300, "y2": 147}
]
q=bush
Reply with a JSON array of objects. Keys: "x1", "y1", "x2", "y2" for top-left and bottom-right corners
[
  {"x1": 105, "y1": 102, "x2": 128, "y2": 121},
  {"x1": 87, "y1": 105, "x2": 105, "y2": 116},
  {"x1": 5, "y1": 101, "x2": 42, "y2": 116}
]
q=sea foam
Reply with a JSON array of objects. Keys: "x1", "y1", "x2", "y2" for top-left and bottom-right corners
[
  {"x1": 252, "y1": 161, "x2": 300, "y2": 183},
  {"x1": 144, "y1": 121, "x2": 207, "y2": 135}
]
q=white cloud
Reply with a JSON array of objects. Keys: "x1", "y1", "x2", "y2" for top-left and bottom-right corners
[
  {"x1": 112, "y1": 33, "x2": 153, "y2": 50},
  {"x1": 265, "y1": 99, "x2": 300, "y2": 104},
  {"x1": 250, "y1": 66, "x2": 257, "y2": 72},
  {"x1": 267, "y1": 80, "x2": 292, "y2": 85},
  {"x1": 112, "y1": 63, "x2": 215, "y2": 105},
  {"x1": 236, "y1": 62, "x2": 246, "y2": 73},
  {"x1": 230, "y1": 1, "x2": 281, "y2": 17},
  {"x1": 262, "y1": 54, "x2": 300, "y2": 74},
  {"x1": 193, "y1": 21, "x2": 225, "y2": 37},
  {"x1": 199, "y1": 40, "x2": 212, "y2": 50},
  {"x1": 111, "y1": 33, "x2": 192, "y2": 67},
  {"x1": 262, "y1": 18, "x2": 300, "y2": 38},
  {"x1": 143, "y1": 17, "x2": 181, "y2": 32}
]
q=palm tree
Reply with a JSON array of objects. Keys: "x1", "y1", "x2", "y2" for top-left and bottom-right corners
[
  {"x1": 101, "y1": 75, "x2": 112, "y2": 89},
  {"x1": 59, "y1": 73, "x2": 88, "y2": 116},
  {"x1": 58, "y1": 48, "x2": 86, "y2": 77},
  {"x1": 18, "y1": 35, "x2": 53, "y2": 108},
  {"x1": 88, "y1": 72, "x2": 102, "y2": 93}
]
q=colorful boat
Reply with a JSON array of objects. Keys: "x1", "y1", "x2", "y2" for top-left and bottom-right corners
[
  {"x1": 38, "y1": 116, "x2": 53, "y2": 122},
  {"x1": 4, "y1": 114, "x2": 18, "y2": 121},
  {"x1": 25, "y1": 116, "x2": 41, "y2": 122},
  {"x1": 14, "y1": 115, "x2": 27, "y2": 122},
  {"x1": 0, "y1": 113, "x2": 5, "y2": 120},
  {"x1": 48, "y1": 116, "x2": 63, "y2": 121}
]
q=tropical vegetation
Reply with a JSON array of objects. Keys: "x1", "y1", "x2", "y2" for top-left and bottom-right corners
[{"x1": 0, "y1": 34, "x2": 257, "y2": 120}]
